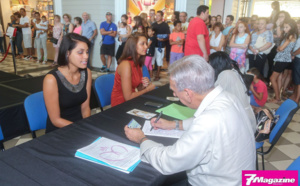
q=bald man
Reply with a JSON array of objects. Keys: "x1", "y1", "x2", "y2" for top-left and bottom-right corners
[
  {"x1": 81, "y1": 12, "x2": 97, "y2": 43},
  {"x1": 81, "y1": 12, "x2": 97, "y2": 67}
]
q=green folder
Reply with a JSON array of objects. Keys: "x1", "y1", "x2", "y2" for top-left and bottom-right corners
[{"x1": 156, "y1": 103, "x2": 196, "y2": 120}]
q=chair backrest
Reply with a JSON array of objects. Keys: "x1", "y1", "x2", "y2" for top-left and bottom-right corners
[
  {"x1": 0, "y1": 125, "x2": 4, "y2": 141},
  {"x1": 93, "y1": 74, "x2": 115, "y2": 108},
  {"x1": 287, "y1": 156, "x2": 300, "y2": 178},
  {"x1": 24, "y1": 91, "x2": 48, "y2": 132},
  {"x1": 142, "y1": 65, "x2": 151, "y2": 80},
  {"x1": 269, "y1": 99, "x2": 299, "y2": 145}
]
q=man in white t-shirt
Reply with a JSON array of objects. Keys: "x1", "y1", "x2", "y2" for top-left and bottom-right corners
[
  {"x1": 18, "y1": 8, "x2": 33, "y2": 60},
  {"x1": 179, "y1": 12, "x2": 189, "y2": 35}
]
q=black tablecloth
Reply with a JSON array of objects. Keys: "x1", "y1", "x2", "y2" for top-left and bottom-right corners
[{"x1": 0, "y1": 85, "x2": 188, "y2": 185}]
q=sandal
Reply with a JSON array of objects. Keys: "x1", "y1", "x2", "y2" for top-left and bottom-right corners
[
  {"x1": 51, "y1": 61, "x2": 58, "y2": 67},
  {"x1": 268, "y1": 98, "x2": 281, "y2": 104}
]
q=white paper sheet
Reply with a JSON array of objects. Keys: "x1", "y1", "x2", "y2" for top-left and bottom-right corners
[{"x1": 142, "y1": 120, "x2": 185, "y2": 139}]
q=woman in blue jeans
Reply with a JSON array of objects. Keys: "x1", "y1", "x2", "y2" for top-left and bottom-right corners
[
  {"x1": 0, "y1": 23, "x2": 4, "y2": 55},
  {"x1": 12, "y1": 12, "x2": 24, "y2": 59}
]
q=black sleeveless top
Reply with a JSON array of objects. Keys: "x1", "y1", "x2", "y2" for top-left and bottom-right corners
[{"x1": 46, "y1": 68, "x2": 88, "y2": 133}]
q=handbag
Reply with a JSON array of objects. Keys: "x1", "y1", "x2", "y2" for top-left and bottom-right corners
[
  {"x1": 50, "y1": 37, "x2": 58, "y2": 44},
  {"x1": 255, "y1": 109, "x2": 279, "y2": 142},
  {"x1": 254, "y1": 35, "x2": 275, "y2": 55}
]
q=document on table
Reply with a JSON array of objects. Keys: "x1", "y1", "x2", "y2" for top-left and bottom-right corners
[
  {"x1": 142, "y1": 120, "x2": 185, "y2": 139},
  {"x1": 156, "y1": 103, "x2": 196, "y2": 120},
  {"x1": 75, "y1": 137, "x2": 141, "y2": 173}
]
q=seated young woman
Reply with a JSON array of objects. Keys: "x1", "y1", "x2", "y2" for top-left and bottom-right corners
[
  {"x1": 111, "y1": 33, "x2": 155, "y2": 107},
  {"x1": 43, "y1": 33, "x2": 92, "y2": 133}
]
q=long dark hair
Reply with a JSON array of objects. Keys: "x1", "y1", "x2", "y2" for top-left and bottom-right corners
[
  {"x1": 57, "y1": 33, "x2": 91, "y2": 66},
  {"x1": 174, "y1": 11, "x2": 180, "y2": 22},
  {"x1": 209, "y1": 52, "x2": 252, "y2": 96},
  {"x1": 133, "y1": 16, "x2": 143, "y2": 31},
  {"x1": 118, "y1": 33, "x2": 146, "y2": 67},
  {"x1": 280, "y1": 18, "x2": 298, "y2": 43},
  {"x1": 273, "y1": 11, "x2": 290, "y2": 26}
]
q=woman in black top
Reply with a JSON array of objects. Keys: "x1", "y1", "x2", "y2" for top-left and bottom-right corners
[{"x1": 43, "y1": 33, "x2": 92, "y2": 133}]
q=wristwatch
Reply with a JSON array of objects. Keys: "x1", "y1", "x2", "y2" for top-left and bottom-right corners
[{"x1": 174, "y1": 120, "x2": 179, "y2": 130}]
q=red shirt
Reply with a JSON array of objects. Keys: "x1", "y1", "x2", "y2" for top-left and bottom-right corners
[
  {"x1": 252, "y1": 80, "x2": 268, "y2": 107},
  {"x1": 111, "y1": 60, "x2": 142, "y2": 107},
  {"x1": 184, "y1": 17, "x2": 210, "y2": 57}
]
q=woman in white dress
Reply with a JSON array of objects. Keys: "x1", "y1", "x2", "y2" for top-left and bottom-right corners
[{"x1": 210, "y1": 22, "x2": 225, "y2": 54}]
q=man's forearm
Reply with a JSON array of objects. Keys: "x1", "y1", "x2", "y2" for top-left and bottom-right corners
[
  {"x1": 198, "y1": 36, "x2": 207, "y2": 56},
  {"x1": 90, "y1": 30, "x2": 97, "y2": 40}
]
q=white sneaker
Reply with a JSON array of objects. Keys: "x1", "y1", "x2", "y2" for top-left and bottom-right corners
[
  {"x1": 42, "y1": 61, "x2": 47, "y2": 64},
  {"x1": 36, "y1": 60, "x2": 40, "y2": 63},
  {"x1": 23, "y1": 56, "x2": 29, "y2": 60}
]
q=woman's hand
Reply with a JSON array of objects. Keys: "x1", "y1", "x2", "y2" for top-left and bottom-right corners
[
  {"x1": 142, "y1": 77, "x2": 150, "y2": 88},
  {"x1": 276, "y1": 19, "x2": 281, "y2": 27},
  {"x1": 146, "y1": 83, "x2": 155, "y2": 91}
]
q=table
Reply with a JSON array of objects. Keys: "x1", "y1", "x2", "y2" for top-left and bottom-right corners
[{"x1": 0, "y1": 84, "x2": 186, "y2": 185}]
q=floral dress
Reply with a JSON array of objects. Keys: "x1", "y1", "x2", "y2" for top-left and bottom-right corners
[
  {"x1": 230, "y1": 33, "x2": 249, "y2": 68},
  {"x1": 53, "y1": 24, "x2": 62, "y2": 48}
]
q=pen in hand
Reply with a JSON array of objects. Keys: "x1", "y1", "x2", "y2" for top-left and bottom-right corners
[{"x1": 150, "y1": 111, "x2": 162, "y2": 131}]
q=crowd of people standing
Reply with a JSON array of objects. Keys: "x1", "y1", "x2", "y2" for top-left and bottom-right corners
[
  {"x1": 1, "y1": 2, "x2": 299, "y2": 106},
  {"x1": 10, "y1": 2, "x2": 297, "y2": 185}
]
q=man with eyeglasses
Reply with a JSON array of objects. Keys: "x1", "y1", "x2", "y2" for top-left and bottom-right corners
[{"x1": 179, "y1": 12, "x2": 189, "y2": 35}]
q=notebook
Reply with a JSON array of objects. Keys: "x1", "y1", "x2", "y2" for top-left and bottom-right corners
[{"x1": 75, "y1": 137, "x2": 141, "y2": 173}]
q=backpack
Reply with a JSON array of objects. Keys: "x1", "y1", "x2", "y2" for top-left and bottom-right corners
[{"x1": 255, "y1": 109, "x2": 279, "y2": 142}]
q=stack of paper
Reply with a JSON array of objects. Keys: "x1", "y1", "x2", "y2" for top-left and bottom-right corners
[
  {"x1": 142, "y1": 120, "x2": 185, "y2": 138},
  {"x1": 75, "y1": 137, "x2": 141, "y2": 173},
  {"x1": 156, "y1": 103, "x2": 196, "y2": 120}
]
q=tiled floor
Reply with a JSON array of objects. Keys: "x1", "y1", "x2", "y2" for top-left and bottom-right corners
[{"x1": 1, "y1": 55, "x2": 300, "y2": 170}]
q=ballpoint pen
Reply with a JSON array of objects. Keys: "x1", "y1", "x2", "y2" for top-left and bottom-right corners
[{"x1": 150, "y1": 111, "x2": 162, "y2": 131}]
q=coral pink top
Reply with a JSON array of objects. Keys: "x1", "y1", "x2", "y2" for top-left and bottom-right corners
[
  {"x1": 111, "y1": 60, "x2": 142, "y2": 107},
  {"x1": 73, "y1": 26, "x2": 82, "y2": 34}
]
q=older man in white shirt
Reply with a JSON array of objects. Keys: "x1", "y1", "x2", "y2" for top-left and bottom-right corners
[{"x1": 124, "y1": 55, "x2": 256, "y2": 186}]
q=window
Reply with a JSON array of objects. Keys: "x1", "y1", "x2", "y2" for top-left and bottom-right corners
[{"x1": 252, "y1": 0, "x2": 300, "y2": 18}]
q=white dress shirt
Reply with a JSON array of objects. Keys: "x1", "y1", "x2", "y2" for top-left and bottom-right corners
[
  {"x1": 215, "y1": 69, "x2": 256, "y2": 133},
  {"x1": 140, "y1": 86, "x2": 256, "y2": 186}
]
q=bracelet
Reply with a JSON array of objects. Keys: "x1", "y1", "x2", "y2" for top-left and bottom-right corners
[{"x1": 140, "y1": 137, "x2": 148, "y2": 144}]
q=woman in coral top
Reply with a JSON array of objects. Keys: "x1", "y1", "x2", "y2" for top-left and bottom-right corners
[{"x1": 111, "y1": 33, "x2": 155, "y2": 107}]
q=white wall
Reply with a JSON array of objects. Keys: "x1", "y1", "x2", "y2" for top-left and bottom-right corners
[
  {"x1": 0, "y1": 0, "x2": 12, "y2": 30},
  {"x1": 186, "y1": 0, "x2": 202, "y2": 18},
  {"x1": 61, "y1": 0, "x2": 115, "y2": 69},
  {"x1": 175, "y1": 0, "x2": 186, "y2": 12},
  {"x1": 223, "y1": 0, "x2": 234, "y2": 23},
  {"x1": 211, "y1": 0, "x2": 224, "y2": 17}
]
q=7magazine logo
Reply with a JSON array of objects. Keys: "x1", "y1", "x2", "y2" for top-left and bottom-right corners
[{"x1": 242, "y1": 171, "x2": 298, "y2": 186}]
